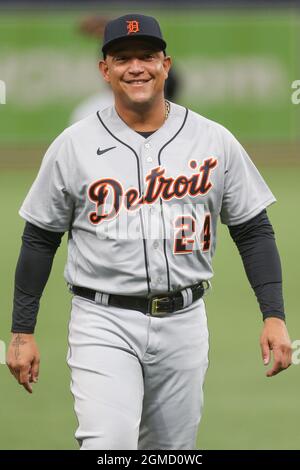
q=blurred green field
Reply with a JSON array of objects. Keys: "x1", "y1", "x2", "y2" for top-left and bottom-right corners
[
  {"x1": 0, "y1": 5, "x2": 299, "y2": 450},
  {"x1": 0, "y1": 8, "x2": 299, "y2": 144},
  {"x1": 0, "y1": 165, "x2": 299, "y2": 450}
]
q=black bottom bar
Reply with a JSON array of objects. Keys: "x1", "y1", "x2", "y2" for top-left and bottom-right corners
[{"x1": 0, "y1": 450, "x2": 299, "y2": 467}]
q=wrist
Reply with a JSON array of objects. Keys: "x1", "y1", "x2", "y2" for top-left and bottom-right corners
[
  {"x1": 262, "y1": 313, "x2": 285, "y2": 323},
  {"x1": 11, "y1": 332, "x2": 35, "y2": 338},
  {"x1": 263, "y1": 316, "x2": 286, "y2": 325}
]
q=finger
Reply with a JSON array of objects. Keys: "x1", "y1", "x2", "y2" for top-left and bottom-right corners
[
  {"x1": 7, "y1": 363, "x2": 16, "y2": 376},
  {"x1": 260, "y1": 339, "x2": 270, "y2": 365},
  {"x1": 7, "y1": 365, "x2": 19, "y2": 382},
  {"x1": 266, "y1": 354, "x2": 291, "y2": 377},
  {"x1": 266, "y1": 349, "x2": 284, "y2": 377},
  {"x1": 19, "y1": 366, "x2": 32, "y2": 394},
  {"x1": 30, "y1": 359, "x2": 40, "y2": 383},
  {"x1": 282, "y1": 362, "x2": 291, "y2": 372},
  {"x1": 280, "y1": 358, "x2": 291, "y2": 370},
  {"x1": 281, "y1": 346, "x2": 293, "y2": 369},
  {"x1": 22, "y1": 382, "x2": 33, "y2": 394},
  {"x1": 266, "y1": 364, "x2": 284, "y2": 377},
  {"x1": 11, "y1": 366, "x2": 21, "y2": 382},
  {"x1": 19, "y1": 365, "x2": 30, "y2": 384}
]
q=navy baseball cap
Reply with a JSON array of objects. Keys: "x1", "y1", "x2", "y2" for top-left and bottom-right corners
[{"x1": 102, "y1": 14, "x2": 167, "y2": 56}]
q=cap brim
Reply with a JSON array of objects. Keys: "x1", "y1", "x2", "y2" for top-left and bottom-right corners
[{"x1": 102, "y1": 35, "x2": 167, "y2": 55}]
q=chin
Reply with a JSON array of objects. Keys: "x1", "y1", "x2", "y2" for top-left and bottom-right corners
[{"x1": 128, "y1": 93, "x2": 153, "y2": 106}]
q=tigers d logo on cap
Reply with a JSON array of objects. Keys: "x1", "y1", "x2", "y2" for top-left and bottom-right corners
[{"x1": 127, "y1": 20, "x2": 140, "y2": 35}]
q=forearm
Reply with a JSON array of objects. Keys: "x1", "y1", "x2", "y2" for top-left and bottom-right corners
[
  {"x1": 12, "y1": 248, "x2": 55, "y2": 333},
  {"x1": 239, "y1": 236, "x2": 284, "y2": 320},
  {"x1": 12, "y1": 222, "x2": 64, "y2": 334},
  {"x1": 228, "y1": 210, "x2": 285, "y2": 321}
]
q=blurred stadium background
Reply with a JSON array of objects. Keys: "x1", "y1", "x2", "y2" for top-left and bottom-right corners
[{"x1": 0, "y1": 0, "x2": 299, "y2": 450}]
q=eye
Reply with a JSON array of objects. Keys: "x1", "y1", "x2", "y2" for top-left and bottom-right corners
[
  {"x1": 143, "y1": 54, "x2": 155, "y2": 61},
  {"x1": 115, "y1": 56, "x2": 127, "y2": 62}
]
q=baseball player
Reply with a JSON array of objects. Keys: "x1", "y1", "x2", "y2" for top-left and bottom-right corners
[{"x1": 7, "y1": 14, "x2": 292, "y2": 450}]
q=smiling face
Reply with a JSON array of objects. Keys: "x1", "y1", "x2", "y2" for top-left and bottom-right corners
[{"x1": 99, "y1": 38, "x2": 171, "y2": 110}]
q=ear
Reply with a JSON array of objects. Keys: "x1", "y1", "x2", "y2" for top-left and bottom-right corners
[
  {"x1": 162, "y1": 55, "x2": 172, "y2": 79},
  {"x1": 99, "y1": 59, "x2": 110, "y2": 83}
]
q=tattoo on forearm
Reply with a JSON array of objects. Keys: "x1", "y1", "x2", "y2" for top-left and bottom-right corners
[{"x1": 12, "y1": 334, "x2": 27, "y2": 360}]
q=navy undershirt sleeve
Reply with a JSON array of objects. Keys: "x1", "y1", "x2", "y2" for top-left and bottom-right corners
[
  {"x1": 12, "y1": 209, "x2": 285, "y2": 334},
  {"x1": 228, "y1": 209, "x2": 285, "y2": 321},
  {"x1": 11, "y1": 222, "x2": 64, "y2": 333}
]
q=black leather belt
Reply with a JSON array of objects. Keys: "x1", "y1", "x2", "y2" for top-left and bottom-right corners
[{"x1": 70, "y1": 282, "x2": 207, "y2": 316}]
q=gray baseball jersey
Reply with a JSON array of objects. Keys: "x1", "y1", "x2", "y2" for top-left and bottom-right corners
[{"x1": 19, "y1": 102, "x2": 276, "y2": 296}]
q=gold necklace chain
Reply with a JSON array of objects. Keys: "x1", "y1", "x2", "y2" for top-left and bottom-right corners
[{"x1": 165, "y1": 100, "x2": 170, "y2": 120}]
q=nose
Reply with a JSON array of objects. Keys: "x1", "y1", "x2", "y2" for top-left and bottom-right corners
[{"x1": 127, "y1": 58, "x2": 144, "y2": 75}]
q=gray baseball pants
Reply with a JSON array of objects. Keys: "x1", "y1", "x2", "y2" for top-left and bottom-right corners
[{"x1": 67, "y1": 294, "x2": 209, "y2": 450}]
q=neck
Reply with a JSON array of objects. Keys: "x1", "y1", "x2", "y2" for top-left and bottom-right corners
[{"x1": 114, "y1": 96, "x2": 166, "y2": 132}]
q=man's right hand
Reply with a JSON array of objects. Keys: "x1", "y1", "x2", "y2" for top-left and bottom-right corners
[{"x1": 6, "y1": 333, "x2": 40, "y2": 394}]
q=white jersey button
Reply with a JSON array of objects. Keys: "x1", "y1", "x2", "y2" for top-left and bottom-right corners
[
  {"x1": 153, "y1": 241, "x2": 159, "y2": 249},
  {"x1": 146, "y1": 156, "x2": 153, "y2": 163},
  {"x1": 145, "y1": 143, "x2": 151, "y2": 149}
]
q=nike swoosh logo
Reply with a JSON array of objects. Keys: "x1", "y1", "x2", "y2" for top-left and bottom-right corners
[{"x1": 97, "y1": 146, "x2": 116, "y2": 156}]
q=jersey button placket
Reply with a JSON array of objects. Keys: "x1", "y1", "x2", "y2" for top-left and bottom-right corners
[
  {"x1": 140, "y1": 140, "x2": 155, "y2": 291},
  {"x1": 145, "y1": 142, "x2": 168, "y2": 292},
  {"x1": 142, "y1": 141, "x2": 164, "y2": 291},
  {"x1": 144, "y1": 142, "x2": 152, "y2": 164}
]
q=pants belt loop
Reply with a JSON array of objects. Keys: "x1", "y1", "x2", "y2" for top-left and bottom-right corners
[
  {"x1": 95, "y1": 292, "x2": 110, "y2": 306},
  {"x1": 181, "y1": 287, "x2": 193, "y2": 308}
]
